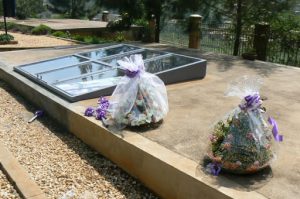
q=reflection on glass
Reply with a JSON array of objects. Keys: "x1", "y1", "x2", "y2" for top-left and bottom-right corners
[
  {"x1": 79, "y1": 45, "x2": 140, "y2": 59},
  {"x1": 38, "y1": 62, "x2": 110, "y2": 83},
  {"x1": 103, "y1": 50, "x2": 165, "y2": 67},
  {"x1": 21, "y1": 56, "x2": 88, "y2": 74},
  {"x1": 54, "y1": 69, "x2": 123, "y2": 96},
  {"x1": 144, "y1": 55, "x2": 199, "y2": 73}
]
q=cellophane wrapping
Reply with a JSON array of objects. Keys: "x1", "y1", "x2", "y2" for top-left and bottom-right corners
[
  {"x1": 207, "y1": 76, "x2": 279, "y2": 174},
  {"x1": 103, "y1": 54, "x2": 168, "y2": 129}
]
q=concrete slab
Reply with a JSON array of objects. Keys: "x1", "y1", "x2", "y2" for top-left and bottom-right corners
[{"x1": 0, "y1": 43, "x2": 299, "y2": 199}]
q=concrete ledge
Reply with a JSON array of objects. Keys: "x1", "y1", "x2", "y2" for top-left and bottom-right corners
[
  {"x1": 0, "y1": 47, "x2": 271, "y2": 199},
  {"x1": 0, "y1": 143, "x2": 47, "y2": 199}
]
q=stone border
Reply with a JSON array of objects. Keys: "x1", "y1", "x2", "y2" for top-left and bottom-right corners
[{"x1": 0, "y1": 143, "x2": 47, "y2": 199}]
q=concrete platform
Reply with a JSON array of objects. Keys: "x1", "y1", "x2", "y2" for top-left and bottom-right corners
[
  {"x1": 0, "y1": 43, "x2": 299, "y2": 199},
  {"x1": 2, "y1": 18, "x2": 108, "y2": 31}
]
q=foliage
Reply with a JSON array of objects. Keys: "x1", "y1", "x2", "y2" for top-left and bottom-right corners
[
  {"x1": 133, "y1": 18, "x2": 148, "y2": 27},
  {"x1": 52, "y1": 31, "x2": 69, "y2": 38},
  {"x1": 102, "y1": 0, "x2": 145, "y2": 22},
  {"x1": 0, "y1": 33, "x2": 14, "y2": 42},
  {"x1": 114, "y1": 32, "x2": 126, "y2": 42},
  {"x1": 31, "y1": 24, "x2": 52, "y2": 35},
  {"x1": 0, "y1": 22, "x2": 32, "y2": 34},
  {"x1": 107, "y1": 13, "x2": 131, "y2": 31},
  {"x1": 52, "y1": 31, "x2": 114, "y2": 44},
  {"x1": 15, "y1": 0, "x2": 44, "y2": 19},
  {"x1": 48, "y1": 0, "x2": 89, "y2": 19},
  {"x1": 71, "y1": 34, "x2": 85, "y2": 42}
]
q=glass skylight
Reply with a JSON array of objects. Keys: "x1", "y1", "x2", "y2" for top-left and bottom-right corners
[{"x1": 14, "y1": 44, "x2": 206, "y2": 102}]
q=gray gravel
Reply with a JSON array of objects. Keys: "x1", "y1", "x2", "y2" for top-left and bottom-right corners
[
  {"x1": 0, "y1": 80, "x2": 158, "y2": 199},
  {"x1": 0, "y1": 169, "x2": 21, "y2": 199}
]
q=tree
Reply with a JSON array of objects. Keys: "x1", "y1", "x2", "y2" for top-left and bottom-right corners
[
  {"x1": 0, "y1": 0, "x2": 44, "y2": 19},
  {"x1": 48, "y1": 0, "x2": 86, "y2": 18}
]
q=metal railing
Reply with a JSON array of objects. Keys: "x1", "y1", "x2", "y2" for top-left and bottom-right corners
[{"x1": 159, "y1": 20, "x2": 300, "y2": 67}]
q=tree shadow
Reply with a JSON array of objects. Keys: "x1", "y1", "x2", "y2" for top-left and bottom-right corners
[
  {"x1": 0, "y1": 80, "x2": 158, "y2": 199},
  {"x1": 147, "y1": 45, "x2": 285, "y2": 77}
]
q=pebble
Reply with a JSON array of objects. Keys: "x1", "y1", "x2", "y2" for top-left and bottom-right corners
[
  {"x1": 0, "y1": 80, "x2": 158, "y2": 199},
  {"x1": 0, "y1": 169, "x2": 21, "y2": 199}
]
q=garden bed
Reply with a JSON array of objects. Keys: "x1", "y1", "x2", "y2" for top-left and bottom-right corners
[{"x1": 0, "y1": 31, "x2": 77, "y2": 49}]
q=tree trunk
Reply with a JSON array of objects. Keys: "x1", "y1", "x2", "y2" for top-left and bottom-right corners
[
  {"x1": 233, "y1": 0, "x2": 242, "y2": 56},
  {"x1": 155, "y1": 12, "x2": 161, "y2": 42}
]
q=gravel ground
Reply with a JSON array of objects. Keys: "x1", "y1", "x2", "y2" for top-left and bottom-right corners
[
  {"x1": 0, "y1": 31, "x2": 76, "y2": 48},
  {"x1": 0, "y1": 169, "x2": 21, "y2": 199},
  {"x1": 0, "y1": 80, "x2": 158, "y2": 199}
]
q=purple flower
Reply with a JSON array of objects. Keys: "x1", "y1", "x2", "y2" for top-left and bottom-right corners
[
  {"x1": 84, "y1": 107, "x2": 95, "y2": 117},
  {"x1": 207, "y1": 162, "x2": 222, "y2": 176},
  {"x1": 98, "y1": 97, "x2": 109, "y2": 108},
  {"x1": 95, "y1": 107, "x2": 107, "y2": 120}
]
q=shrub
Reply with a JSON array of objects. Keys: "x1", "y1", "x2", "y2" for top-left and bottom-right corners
[
  {"x1": 114, "y1": 32, "x2": 126, "y2": 42},
  {"x1": 52, "y1": 31, "x2": 68, "y2": 38},
  {"x1": 71, "y1": 34, "x2": 85, "y2": 42},
  {"x1": 0, "y1": 34, "x2": 14, "y2": 42},
  {"x1": 84, "y1": 36, "x2": 101, "y2": 44},
  {"x1": 31, "y1": 24, "x2": 52, "y2": 35}
]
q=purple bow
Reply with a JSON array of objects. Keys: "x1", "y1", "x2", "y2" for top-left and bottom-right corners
[
  {"x1": 125, "y1": 69, "x2": 140, "y2": 78},
  {"x1": 268, "y1": 117, "x2": 283, "y2": 142},
  {"x1": 207, "y1": 162, "x2": 221, "y2": 176},
  {"x1": 239, "y1": 93, "x2": 262, "y2": 111}
]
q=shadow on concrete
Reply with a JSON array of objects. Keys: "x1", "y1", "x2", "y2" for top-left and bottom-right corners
[
  {"x1": 196, "y1": 158, "x2": 273, "y2": 191},
  {"x1": 146, "y1": 44, "x2": 284, "y2": 77},
  {"x1": 0, "y1": 80, "x2": 158, "y2": 198}
]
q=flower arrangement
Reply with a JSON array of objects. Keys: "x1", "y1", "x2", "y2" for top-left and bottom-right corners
[
  {"x1": 206, "y1": 76, "x2": 283, "y2": 175},
  {"x1": 84, "y1": 54, "x2": 168, "y2": 129}
]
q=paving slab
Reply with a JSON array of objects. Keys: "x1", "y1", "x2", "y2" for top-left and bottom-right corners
[{"x1": 0, "y1": 43, "x2": 299, "y2": 199}]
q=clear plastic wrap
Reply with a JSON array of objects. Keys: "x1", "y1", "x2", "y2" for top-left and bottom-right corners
[
  {"x1": 85, "y1": 54, "x2": 168, "y2": 129},
  {"x1": 206, "y1": 76, "x2": 283, "y2": 175}
]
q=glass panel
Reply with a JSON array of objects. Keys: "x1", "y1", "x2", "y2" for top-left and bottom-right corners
[
  {"x1": 21, "y1": 56, "x2": 88, "y2": 74},
  {"x1": 54, "y1": 69, "x2": 123, "y2": 96},
  {"x1": 37, "y1": 62, "x2": 110, "y2": 84},
  {"x1": 103, "y1": 50, "x2": 166, "y2": 67},
  {"x1": 144, "y1": 55, "x2": 199, "y2": 73},
  {"x1": 79, "y1": 45, "x2": 140, "y2": 59}
]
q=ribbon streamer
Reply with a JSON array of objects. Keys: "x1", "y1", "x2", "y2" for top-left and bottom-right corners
[{"x1": 268, "y1": 117, "x2": 283, "y2": 142}]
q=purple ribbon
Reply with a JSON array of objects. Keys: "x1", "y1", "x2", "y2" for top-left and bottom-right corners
[
  {"x1": 239, "y1": 93, "x2": 262, "y2": 111},
  {"x1": 125, "y1": 69, "x2": 140, "y2": 78},
  {"x1": 207, "y1": 162, "x2": 221, "y2": 176},
  {"x1": 268, "y1": 117, "x2": 283, "y2": 142},
  {"x1": 35, "y1": 110, "x2": 44, "y2": 117}
]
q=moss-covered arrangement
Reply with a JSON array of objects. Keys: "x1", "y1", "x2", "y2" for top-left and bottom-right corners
[{"x1": 208, "y1": 108, "x2": 275, "y2": 174}]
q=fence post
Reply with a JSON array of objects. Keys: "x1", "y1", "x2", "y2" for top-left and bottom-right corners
[
  {"x1": 188, "y1": 14, "x2": 202, "y2": 49},
  {"x1": 148, "y1": 14, "x2": 156, "y2": 43},
  {"x1": 102, "y1": 11, "x2": 109, "y2": 22},
  {"x1": 253, "y1": 23, "x2": 270, "y2": 61}
]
